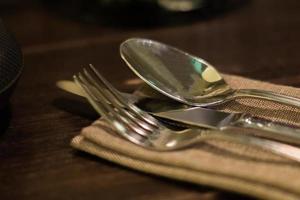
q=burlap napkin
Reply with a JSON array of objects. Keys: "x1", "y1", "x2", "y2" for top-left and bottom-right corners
[{"x1": 71, "y1": 74, "x2": 300, "y2": 200}]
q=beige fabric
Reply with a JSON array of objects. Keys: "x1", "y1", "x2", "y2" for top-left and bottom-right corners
[{"x1": 71, "y1": 74, "x2": 300, "y2": 200}]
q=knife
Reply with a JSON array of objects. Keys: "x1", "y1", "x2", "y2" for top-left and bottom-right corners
[{"x1": 57, "y1": 80, "x2": 300, "y2": 145}]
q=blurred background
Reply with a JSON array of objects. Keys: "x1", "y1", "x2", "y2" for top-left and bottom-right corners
[
  {"x1": 1, "y1": 1, "x2": 300, "y2": 200},
  {"x1": 1, "y1": 0, "x2": 246, "y2": 27},
  {"x1": 2, "y1": 0, "x2": 299, "y2": 85}
]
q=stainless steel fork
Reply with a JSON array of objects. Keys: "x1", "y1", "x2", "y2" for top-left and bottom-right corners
[{"x1": 73, "y1": 64, "x2": 300, "y2": 162}]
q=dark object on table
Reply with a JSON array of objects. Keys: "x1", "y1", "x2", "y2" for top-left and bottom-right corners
[{"x1": 0, "y1": 19, "x2": 23, "y2": 110}]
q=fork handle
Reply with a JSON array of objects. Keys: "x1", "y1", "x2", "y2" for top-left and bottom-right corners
[
  {"x1": 223, "y1": 113, "x2": 300, "y2": 145},
  {"x1": 235, "y1": 89, "x2": 300, "y2": 108},
  {"x1": 205, "y1": 131, "x2": 300, "y2": 162}
]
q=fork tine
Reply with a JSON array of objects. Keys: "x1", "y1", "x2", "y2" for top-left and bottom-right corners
[
  {"x1": 84, "y1": 69, "x2": 153, "y2": 136},
  {"x1": 88, "y1": 64, "x2": 158, "y2": 127},
  {"x1": 77, "y1": 71, "x2": 154, "y2": 138},
  {"x1": 74, "y1": 73, "x2": 153, "y2": 146},
  {"x1": 73, "y1": 74, "x2": 108, "y2": 115},
  {"x1": 83, "y1": 68, "x2": 140, "y2": 123},
  {"x1": 83, "y1": 66, "x2": 158, "y2": 132}
]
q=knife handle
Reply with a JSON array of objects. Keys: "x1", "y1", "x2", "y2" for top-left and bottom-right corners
[{"x1": 224, "y1": 113, "x2": 300, "y2": 145}]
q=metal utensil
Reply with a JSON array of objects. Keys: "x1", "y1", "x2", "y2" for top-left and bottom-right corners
[
  {"x1": 58, "y1": 78, "x2": 300, "y2": 146},
  {"x1": 120, "y1": 38, "x2": 300, "y2": 108},
  {"x1": 72, "y1": 65, "x2": 300, "y2": 162}
]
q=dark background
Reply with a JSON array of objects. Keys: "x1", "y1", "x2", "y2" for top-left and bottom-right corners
[{"x1": 1, "y1": 0, "x2": 300, "y2": 199}]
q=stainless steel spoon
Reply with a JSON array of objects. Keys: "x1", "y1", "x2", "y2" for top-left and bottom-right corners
[{"x1": 120, "y1": 38, "x2": 300, "y2": 107}]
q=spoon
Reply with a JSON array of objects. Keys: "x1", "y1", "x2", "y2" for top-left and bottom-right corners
[{"x1": 120, "y1": 38, "x2": 300, "y2": 107}]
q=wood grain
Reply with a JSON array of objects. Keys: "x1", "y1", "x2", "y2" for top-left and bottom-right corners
[{"x1": 1, "y1": 0, "x2": 300, "y2": 199}]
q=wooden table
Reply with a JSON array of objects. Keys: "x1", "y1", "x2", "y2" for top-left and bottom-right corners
[{"x1": 1, "y1": 1, "x2": 300, "y2": 199}]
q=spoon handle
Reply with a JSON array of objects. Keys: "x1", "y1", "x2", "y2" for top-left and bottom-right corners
[{"x1": 235, "y1": 89, "x2": 300, "y2": 108}]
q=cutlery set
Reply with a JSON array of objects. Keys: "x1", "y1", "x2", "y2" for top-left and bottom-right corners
[
  {"x1": 73, "y1": 65, "x2": 300, "y2": 161},
  {"x1": 66, "y1": 38, "x2": 300, "y2": 161}
]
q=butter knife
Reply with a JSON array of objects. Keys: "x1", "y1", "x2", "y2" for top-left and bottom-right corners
[
  {"x1": 154, "y1": 107, "x2": 300, "y2": 145},
  {"x1": 57, "y1": 80, "x2": 300, "y2": 145}
]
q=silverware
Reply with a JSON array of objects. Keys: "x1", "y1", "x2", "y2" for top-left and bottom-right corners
[
  {"x1": 73, "y1": 64, "x2": 300, "y2": 162},
  {"x1": 57, "y1": 79, "x2": 300, "y2": 145},
  {"x1": 120, "y1": 38, "x2": 300, "y2": 108},
  {"x1": 155, "y1": 107, "x2": 300, "y2": 145}
]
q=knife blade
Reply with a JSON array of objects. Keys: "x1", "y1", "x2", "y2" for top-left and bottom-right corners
[{"x1": 151, "y1": 107, "x2": 237, "y2": 129}]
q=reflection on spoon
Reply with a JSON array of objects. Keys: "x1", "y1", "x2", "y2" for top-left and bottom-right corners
[{"x1": 120, "y1": 38, "x2": 300, "y2": 108}]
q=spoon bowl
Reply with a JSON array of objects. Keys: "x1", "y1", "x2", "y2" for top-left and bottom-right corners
[{"x1": 120, "y1": 38, "x2": 300, "y2": 108}]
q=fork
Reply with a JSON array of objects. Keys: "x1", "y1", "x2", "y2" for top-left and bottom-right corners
[{"x1": 73, "y1": 64, "x2": 300, "y2": 162}]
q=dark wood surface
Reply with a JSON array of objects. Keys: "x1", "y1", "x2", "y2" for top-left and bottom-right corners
[{"x1": 1, "y1": 0, "x2": 300, "y2": 199}]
